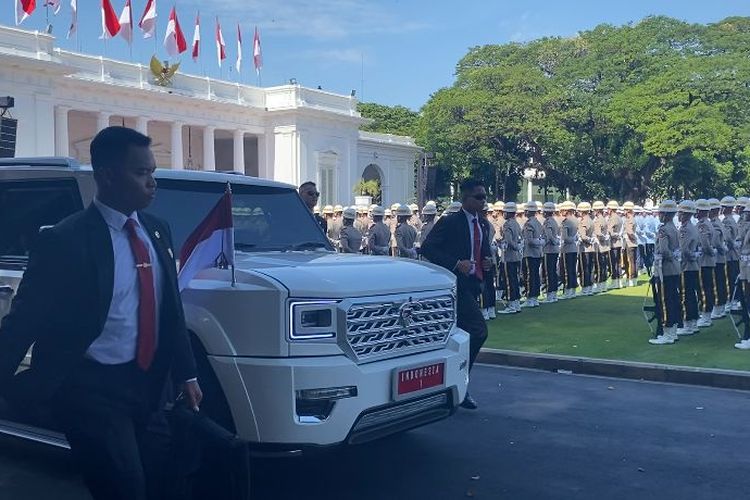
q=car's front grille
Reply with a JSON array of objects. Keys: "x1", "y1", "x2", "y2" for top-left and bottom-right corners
[{"x1": 345, "y1": 294, "x2": 454, "y2": 362}]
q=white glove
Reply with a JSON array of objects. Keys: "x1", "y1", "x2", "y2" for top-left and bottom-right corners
[
  {"x1": 672, "y1": 249, "x2": 681, "y2": 262},
  {"x1": 695, "y1": 250, "x2": 703, "y2": 259},
  {"x1": 536, "y1": 238, "x2": 545, "y2": 247}
]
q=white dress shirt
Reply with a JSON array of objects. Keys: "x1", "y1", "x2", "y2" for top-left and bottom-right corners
[
  {"x1": 463, "y1": 208, "x2": 483, "y2": 275},
  {"x1": 86, "y1": 199, "x2": 163, "y2": 365}
]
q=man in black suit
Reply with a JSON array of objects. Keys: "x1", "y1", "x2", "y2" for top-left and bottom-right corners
[
  {"x1": 299, "y1": 181, "x2": 328, "y2": 233},
  {"x1": 421, "y1": 179, "x2": 492, "y2": 410},
  {"x1": 0, "y1": 126, "x2": 202, "y2": 500}
]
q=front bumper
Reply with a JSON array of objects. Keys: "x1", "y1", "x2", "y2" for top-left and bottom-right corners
[{"x1": 209, "y1": 327, "x2": 470, "y2": 446}]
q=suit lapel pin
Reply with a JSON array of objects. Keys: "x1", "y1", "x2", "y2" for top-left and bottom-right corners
[{"x1": 154, "y1": 230, "x2": 161, "y2": 239}]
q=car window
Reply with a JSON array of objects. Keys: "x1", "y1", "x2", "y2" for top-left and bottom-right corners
[
  {"x1": 0, "y1": 178, "x2": 83, "y2": 258},
  {"x1": 147, "y1": 178, "x2": 332, "y2": 253}
]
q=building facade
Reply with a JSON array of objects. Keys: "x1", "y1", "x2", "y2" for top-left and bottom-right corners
[{"x1": 0, "y1": 25, "x2": 419, "y2": 206}]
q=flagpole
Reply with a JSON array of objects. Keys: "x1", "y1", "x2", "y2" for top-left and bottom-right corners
[{"x1": 226, "y1": 182, "x2": 236, "y2": 287}]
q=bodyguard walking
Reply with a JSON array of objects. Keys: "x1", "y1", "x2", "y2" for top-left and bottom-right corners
[{"x1": 421, "y1": 179, "x2": 492, "y2": 409}]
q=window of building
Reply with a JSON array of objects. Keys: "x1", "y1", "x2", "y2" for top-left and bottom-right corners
[{"x1": 317, "y1": 151, "x2": 338, "y2": 207}]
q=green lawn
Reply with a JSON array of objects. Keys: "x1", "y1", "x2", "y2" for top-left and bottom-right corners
[{"x1": 486, "y1": 280, "x2": 750, "y2": 371}]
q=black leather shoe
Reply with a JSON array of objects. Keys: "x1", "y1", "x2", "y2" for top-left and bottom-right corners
[{"x1": 460, "y1": 393, "x2": 478, "y2": 410}]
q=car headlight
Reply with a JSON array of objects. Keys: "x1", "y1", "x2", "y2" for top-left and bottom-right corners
[{"x1": 289, "y1": 301, "x2": 338, "y2": 340}]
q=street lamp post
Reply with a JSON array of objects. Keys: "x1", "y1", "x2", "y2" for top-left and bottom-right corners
[{"x1": 522, "y1": 162, "x2": 546, "y2": 202}]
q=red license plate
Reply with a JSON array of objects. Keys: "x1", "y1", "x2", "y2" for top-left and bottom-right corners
[{"x1": 397, "y1": 362, "x2": 445, "y2": 396}]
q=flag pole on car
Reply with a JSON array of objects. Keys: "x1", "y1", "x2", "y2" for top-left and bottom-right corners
[{"x1": 178, "y1": 182, "x2": 235, "y2": 291}]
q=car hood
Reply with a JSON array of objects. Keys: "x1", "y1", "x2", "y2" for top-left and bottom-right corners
[{"x1": 234, "y1": 251, "x2": 455, "y2": 298}]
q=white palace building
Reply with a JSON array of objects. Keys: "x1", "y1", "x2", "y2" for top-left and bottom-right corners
[{"x1": 0, "y1": 25, "x2": 420, "y2": 206}]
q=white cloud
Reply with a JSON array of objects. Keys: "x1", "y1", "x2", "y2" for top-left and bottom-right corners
[{"x1": 182, "y1": 0, "x2": 427, "y2": 39}]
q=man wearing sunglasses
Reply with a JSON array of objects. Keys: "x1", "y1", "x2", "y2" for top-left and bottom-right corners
[
  {"x1": 421, "y1": 179, "x2": 492, "y2": 410},
  {"x1": 299, "y1": 181, "x2": 327, "y2": 233}
]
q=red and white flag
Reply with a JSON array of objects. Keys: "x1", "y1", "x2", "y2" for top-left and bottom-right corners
[
  {"x1": 163, "y1": 6, "x2": 187, "y2": 57},
  {"x1": 138, "y1": 0, "x2": 157, "y2": 39},
  {"x1": 191, "y1": 12, "x2": 200, "y2": 62},
  {"x1": 43, "y1": 0, "x2": 61, "y2": 15},
  {"x1": 66, "y1": 0, "x2": 76, "y2": 38},
  {"x1": 215, "y1": 18, "x2": 226, "y2": 68},
  {"x1": 100, "y1": 0, "x2": 121, "y2": 39},
  {"x1": 236, "y1": 25, "x2": 243, "y2": 73},
  {"x1": 253, "y1": 26, "x2": 262, "y2": 75},
  {"x1": 15, "y1": 0, "x2": 36, "y2": 25},
  {"x1": 119, "y1": 0, "x2": 133, "y2": 44},
  {"x1": 178, "y1": 188, "x2": 235, "y2": 291}
]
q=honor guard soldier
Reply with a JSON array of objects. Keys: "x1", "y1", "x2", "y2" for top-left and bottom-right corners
[
  {"x1": 522, "y1": 202, "x2": 544, "y2": 308},
  {"x1": 592, "y1": 201, "x2": 610, "y2": 291},
  {"x1": 607, "y1": 200, "x2": 624, "y2": 288},
  {"x1": 622, "y1": 201, "x2": 639, "y2": 286},
  {"x1": 492, "y1": 201, "x2": 506, "y2": 300},
  {"x1": 737, "y1": 197, "x2": 749, "y2": 226},
  {"x1": 367, "y1": 206, "x2": 392, "y2": 256},
  {"x1": 676, "y1": 200, "x2": 701, "y2": 336},
  {"x1": 418, "y1": 203, "x2": 438, "y2": 249},
  {"x1": 395, "y1": 204, "x2": 418, "y2": 259},
  {"x1": 542, "y1": 202, "x2": 560, "y2": 303},
  {"x1": 649, "y1": 200, "x2": 682, "y2": 345},
  {"x1": 354, "y1": 206, "x2": 368, "y2": 234},
  {"x1": 577, "y1": 202, "x2": 596, "y2": 295},
  {"x1": 559, "y1": 201, "x2": 579, "y2": 299},
  {"x1": 339, "y1": 207, "x2": 363, "y2": 254},
  {"x1": 721, "y1": 196, "x2": 741, "y2": 313},
  {"x1": 735, "y1": 204, "x2": 750, "y2": 349},
  {"x1": 499, "y1": 202, "x2": 522, "y2": 314},
  {"x1": 708, "y1": 198, "x2": 729, "y2": 318},
  {"x1": 481, "y1": 202, "x2": 498, "y2": 319},
  {"x1": 695, "y1": 199, "x2": 717, "y2": 327}
]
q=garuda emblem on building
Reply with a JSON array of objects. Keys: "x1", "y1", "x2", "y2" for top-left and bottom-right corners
[{"x1": 150, "y1": 56, "x2": 180, "y2": 87}]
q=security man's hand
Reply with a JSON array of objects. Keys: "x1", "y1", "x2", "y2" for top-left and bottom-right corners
[
  {"x1": 182, "y1": 380, "x2": 203, "y2": 412},
  {"x1": 455, "y1": 260, "x2": 472, "y2": 276}
]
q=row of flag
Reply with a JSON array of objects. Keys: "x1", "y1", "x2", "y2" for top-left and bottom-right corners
[{"x1": 14, "y1": 0, "x2": 262, "y2": 74}]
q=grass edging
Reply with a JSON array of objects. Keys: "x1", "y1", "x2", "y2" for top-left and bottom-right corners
[{"x1": 477, "y1": 347, "x2": 750, "y2": 391}]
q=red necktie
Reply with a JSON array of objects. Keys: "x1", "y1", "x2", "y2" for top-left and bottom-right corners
[
  {"x1": 473, "y1": 218, "x2": 483, "y2": 281},
  {"x1": 124, "y1": 219, "x2": 157, "y2": 371}
]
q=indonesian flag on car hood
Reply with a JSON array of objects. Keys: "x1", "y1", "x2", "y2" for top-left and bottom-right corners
[
  {"x1": 178, "y1": 188, "x2": 235, "y2": 291},
  {"x1": 16, "y1": 0, "x2": 36, "y2": 25}
]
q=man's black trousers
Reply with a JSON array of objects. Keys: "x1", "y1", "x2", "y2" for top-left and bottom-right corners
[{"x1": 457, "y1": 284, "x2": 488, "y2": 370}]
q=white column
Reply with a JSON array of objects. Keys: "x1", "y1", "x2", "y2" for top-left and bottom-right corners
[
  {"x1": 171, "y1": 121, "x2": 184, "y2": 170},
  {"x1": 203, "y1": 126, "x2": 215, "y2": 171},
  {"x1": 54, "y1": 106, "x2": 70, "y2": 157},
  {"x1": 135, "y1": 116, "x2": 149, "y2": 135},
  {"x1": 233, "y1": 129, "x2": 245, "y2": 174},
  {"x1": 527, "y1": 179, "x2": 533, "y2": 202},
  {"x1": 96, "y1": 112, "x2": 111, "y2": 132}
]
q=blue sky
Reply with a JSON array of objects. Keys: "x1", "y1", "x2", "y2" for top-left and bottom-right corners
[{"x1": 2, "y1": 1, "x2": 749, "y2": 110}]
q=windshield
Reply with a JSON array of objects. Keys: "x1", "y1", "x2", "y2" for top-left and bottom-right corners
[{"x1": 148, "y1": 178, "x2": 332, "y2": 253}]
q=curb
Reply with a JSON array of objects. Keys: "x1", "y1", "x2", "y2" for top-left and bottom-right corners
[{"x1": 476, "y1": 348, "x2": 750, "y2": 391}]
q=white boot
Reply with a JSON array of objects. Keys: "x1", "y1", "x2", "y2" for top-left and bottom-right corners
[
  {"x1": 649, "y1": 326, "x2": 676, "y2": 345},
  {"x1": 689, "y1": 319, "x2": 700, "y2": 333},
  {"x1": 676, "y1": 323, "x2": 695, "y2": 336},
  {"x1": 711, "y1": 305, "x2": 726, "y2": 320},
  {"x1": 543, "y1": 292, "x2": 555, "y2": 304},
  {"x1": 482, "y1": 308, "x2": 490, "y2": 320},
  {"x1": 488, "y1": 308, "x2": 497, "y2": 320},
  {"x1": 731, "y1": 301, "x2": 743, "y2": 312},
  {"x1": 735, "y1": 339, "x2": 750, "y2": 350},
  {"x1": 696, "y1": 313, "x2": 713, "y2": 328}
]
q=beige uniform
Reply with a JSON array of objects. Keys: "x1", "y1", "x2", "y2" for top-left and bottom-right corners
[
  {"x1": 680, "y1": 222, "x2": 701, "y2": 272},
  {"x1": 594, "y1": 214, "x2": 609, "y2": 253},
  {"x1": 523, "y1": 217, "x2": 544, "y2": 258},
  {"x1": 561, "y1": 216, "x2": 578, "y2": 254},
  {"x1": 543, "y1": 217, "x2": 560, "y2": 254},
  {"x1": 578, "y1": 214, "x2": 595, "y2": 254},
  {"x1": 502, "y1": 219, "x2": 522, "y2": 263},
  {"x1": 712, "y1": 218, "x2": 727, "y2": 265},
  {"x1": 697, "y1": 218, "x2": 716, "y2": 268},
  {"x1": 741, "y1": 222, "x2": 750, "y2": 281},
  {"x1": 608, "y1": 213, "x2": 623, "y2": 249},
  {"x1": 655, "y1": 221, "x2": 680, "y2": 278},
  {"x1": 339, "y1": 225, "x2": 363, "y2": 254},
  {"x1": 623, "y1": 216, "x2": 638, "y2": 249}
]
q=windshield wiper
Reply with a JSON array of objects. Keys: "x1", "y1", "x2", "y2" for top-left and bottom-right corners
[{"x1": 281, "y1": 241, "x2": 329, "y2": 252}]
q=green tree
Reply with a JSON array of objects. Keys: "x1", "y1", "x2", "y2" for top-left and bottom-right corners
[{"x1": 357, "y1": 102, "x2": 419, "y2": 137}]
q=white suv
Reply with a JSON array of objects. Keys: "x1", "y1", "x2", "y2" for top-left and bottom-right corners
[{"x1": 0, "y1": 157, "x2": 470, "y2": 452}]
